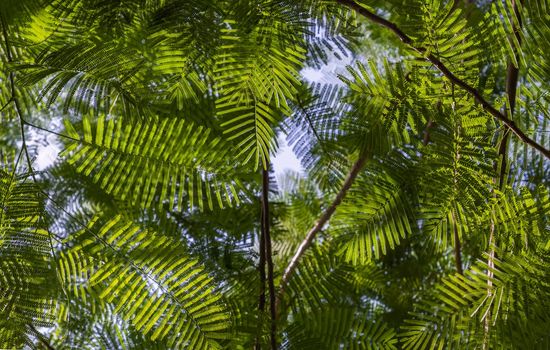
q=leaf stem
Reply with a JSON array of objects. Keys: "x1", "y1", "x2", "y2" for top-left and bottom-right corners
[{"x1": 23, "y1": 119, "x2": 80, "y2": 142}]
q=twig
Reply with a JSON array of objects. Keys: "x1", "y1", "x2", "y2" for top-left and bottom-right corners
[
  {"x1": 0, "y1": 97, "x2": 13, "y2": 112},
  {"x1": 334, "y1": 0, "x2": 550, "y2": 160},
  {"x1": 255, "y1": 182, "x2": 266, "y2": 350},
  {"x1": 276, "y1": 154, "x2": 368, "y2": 313},
  {"x1": 450, "y1": 86, "x2": 464, "y2": 275},
  {"x1": 23, "y1": 119, "x2": 80, "y2": 142},
  {"x1": 1, "y1": 16, "x2": 35, "y2": 178},
  {"x1": 485, "y1": 0, "x2": 523, "y2": 348},
  {"x1": 262, "y1": 168, "x2": 277, "y2": 349}
]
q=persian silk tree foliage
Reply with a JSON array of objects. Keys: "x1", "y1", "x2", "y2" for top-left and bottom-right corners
[{"x1": 0, "y1": 0, "x2": 549, "y2": 349}]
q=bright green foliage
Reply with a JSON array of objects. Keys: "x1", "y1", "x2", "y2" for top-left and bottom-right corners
[
  {"x1": 1, "y1": 0, "x2": 549, "y2": 349},
  {"x1": 284, "y1": 307, "x2": 398, "y2": 349},
  {"x1": 402, "y1": 249, "x2": 550, "y2": 349},
  {"x1": 340, "y1": 61, "x2": 422, "y2": 156},
  {"x1": 334, "y1": 170, "x2": 413, "y2": 264},
  {"x1": 0, "y1": 168, "x2": 57, "y2": 348},
  {"x1": 60, "y1": 115, "x2": 245, "y2": 211},
  {"x1": 58, "y1": 215, "x2": 230, "y2": 349},
  {"x1": 214, "y1": 12, "x2": 304, "y2": 169}
]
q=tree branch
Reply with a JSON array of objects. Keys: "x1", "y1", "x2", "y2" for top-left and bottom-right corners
[
  {"x1": 451, "y1": 210, "x2": 463, "y2": 275},
  {"x1": 485, "y1": 1, "x2": 523, "y2": 348},
  {"x1": 261, "y1": 168, "x2": 277, "y2": 350},
  {"x1": 255, "y1": 181, "x2": 266, "y2": 350},
  {"x1": 1, "y1": 15, "x2": 36, "y2": 180},
  {"x1": 334, "y1": 0, "x2": 550, "y2": 160},
  {"x1": 276, "y1": 154, "x2": 368, "y2": 313},
  {"x1": 450, "y1": 86, "x2": 464, "y2": 275}
]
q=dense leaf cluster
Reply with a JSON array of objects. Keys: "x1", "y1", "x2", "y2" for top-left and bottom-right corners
[{"x1": 0, "y1": 0, "x2": 549, "y2": 349}]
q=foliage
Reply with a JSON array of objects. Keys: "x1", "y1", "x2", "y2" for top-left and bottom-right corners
[{"x1": 0, "y1": 0, "x2": 549, "y2": 349}]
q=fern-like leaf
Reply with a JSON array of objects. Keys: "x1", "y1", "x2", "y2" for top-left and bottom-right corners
[
  {"x1": 60, "y1": 115, "x2": 246, "y2": 211},
  {"x1": 0, "y1": 168, "x2": 57, "y2": 348},
  {"x1": 59, "y1": 215, "x2": 231, "y2": 349}
]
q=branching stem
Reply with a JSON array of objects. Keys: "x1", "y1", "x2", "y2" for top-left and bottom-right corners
[
  {"x1": 262, "y1": 168, "x2": 277, "y2": 349},
  {"x1": 1, "y1": 15, "x2": 35, "y2": 177},
  {"x1": 255, "y1": 187, "x2": 266, "y2": 350},
  {"x1": 334, "y1": 0, "x2": 550, "y2": 160},
  {"x1": 485, "y1": 1, "x2": 522, "y2": 348}
]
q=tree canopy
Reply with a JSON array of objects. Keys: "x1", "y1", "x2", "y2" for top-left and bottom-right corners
[{"x1": 0, "y1": 0, "x2": 549, "y2": 349}]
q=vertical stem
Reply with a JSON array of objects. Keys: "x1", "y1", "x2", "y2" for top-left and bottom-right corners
[
  {"x1": 483, "y1": 219, "x2": 495, "y2": 350},
  {"x1": 1, "y1": 15, "x2": 34, "y2": 176},
  {"x1": 485, "y1": 1, "x2": 522, "y2": 348},
  {"x1": 451, "y1": 210, "x2": 463, "y2": 275},
  {"x1": 451, "y1": 86, "x2": 464, "y2": 276},
  {"x1": 262, "y1": 167, "x2": 276, "y2": 349},
  {"x1": 255, "y1": 182, "x2": 267, "y2": 350},
  {"x1": 255, "y1": 165, "x2": 276, "y2": 349}
]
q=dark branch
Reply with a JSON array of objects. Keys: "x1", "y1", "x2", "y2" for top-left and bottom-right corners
[
  {"x1": 334, "y1": 0, "x2": 550, "y2": 160},
  {"x1": 485, "y1": 1, "x2": 523, "y2": 347},
  {"x1": 451, "y1": 210, "x2": 464, "y2": 275},
  {"x1": 0, "y1": 97, "x2": 13, "y2": 112},
  {"x1": 499, "y1": 0, "x2": 522, "y2": 189},
  {"x1": 1, "y1": 15, "x2": 36, "y2": 179},
  {"x1": 255, "y1": 179, "x2": 267, "y2": 350},
  {"x1": 262, "y1": 168, "x2": 277, "y2": 350}
]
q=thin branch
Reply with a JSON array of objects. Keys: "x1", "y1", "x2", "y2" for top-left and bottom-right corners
[
  {"x1": 1, "y1": 15, "x2": 35, "y2": 178},
  {"x1": 262, "y1": 168, "x2": 277, "y2": 350},
  {"x1": 334, "y1": 0, "x2": 550, "y2": 160},
  {"x1": 255, "y1": 188, "x2": 266, "y2": 350},
  {"x1": 255, "y1": 166, "x2": 276, "y2": 350},
  {"x1": 422, "y1": 119, "x2": 434, "y2": 146},
  {"x1": 23, "y1": 120, "x2": 80, "y2": 142},
  {"x1": 295, "y1": 94, "x2": 327, "y2": 154},
  {"x1": 451, "y1": 210, "x2": 463, "y2": 275},
  {"x1": 0, "y1": 97, "x2": 13, "y2": 112},
  {"x1": 495, "y1": 0, "x2": 522, "y2": 187},
  {"x1": 276, "y1": 154, "x2": 368, "y2": 313},
  {"x1": 16, "y1": 102, "x2": 35, "y2": 179},
  {"x1": 450, "y1": 86, "x2": 464, "y2": 275},
  {"x1": 485, "y1": 1, "x2": 523, "y2": 348},
  {"x1": 2, "y1": 22, "x2": 72, "y2": 350}
]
